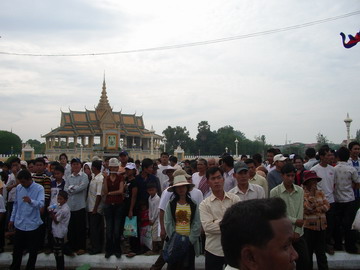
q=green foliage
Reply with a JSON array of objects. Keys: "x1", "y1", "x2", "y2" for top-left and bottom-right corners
[
  {"x1": 162, "y1": 126, "x2": 195, "y2": 154},
  {"x1": 356, "y1": 129, "x2": 360, "y2": 142},
  {"x1": 0, "y1": 130, "x2": 22, "y2": 154},
  {"x1": 162, "y1": 121, "x2": 272, "y2": 156},
  {"x1": 26, "y1": 139, "x2": 46, "y2": 154},
  {"x1": 316, "y1": 132, "x2": 329, "y2": 150}
]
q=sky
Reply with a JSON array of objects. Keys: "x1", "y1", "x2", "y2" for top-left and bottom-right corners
[{"x1": 1, "y1": 0, "x2": 360, "y2": 147}]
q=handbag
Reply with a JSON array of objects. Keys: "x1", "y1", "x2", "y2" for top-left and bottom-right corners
[
  {"x1": 163, "y1": 232, "x2": 190, "y2": 264},
  {"x1": 123, "y1": 216, "x2": 138, "y2": 237}
]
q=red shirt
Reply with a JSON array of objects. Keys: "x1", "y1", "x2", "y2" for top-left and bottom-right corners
[{"x1": 105, "y1": 174, "x2": 124, "y2": 205}]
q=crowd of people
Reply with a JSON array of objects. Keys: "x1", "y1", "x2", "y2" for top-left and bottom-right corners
[{"x1": 0, "y1": 141, "x2": 359, "y2": 270}]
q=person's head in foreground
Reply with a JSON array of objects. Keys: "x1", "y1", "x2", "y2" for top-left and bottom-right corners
[{"x1": 220, "y1": 198, "x2": 298, "y2": 270}]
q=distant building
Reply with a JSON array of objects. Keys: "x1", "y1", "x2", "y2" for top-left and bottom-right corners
[{"x1": 42, "y1": 78, "x2": 162, "y2": 161}]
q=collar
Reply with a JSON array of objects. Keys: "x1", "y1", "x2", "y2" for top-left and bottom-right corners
[
  {"x1": 279, "y1": 182, "x2": 299, "y2": 194},
  {"x1": 210, "y1": 191, "x2": 231, "y2": 202},
  {"x1": 235, "y1": 184, "x2": 253, "y2": 194},
  {"x1": 71, "y1": 171, "x2": 83, "y2": 177},
  {"x1": 225, "y1": 168, "x2": 234, "y2": 176}
]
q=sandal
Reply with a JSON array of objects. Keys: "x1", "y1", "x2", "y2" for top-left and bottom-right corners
[{"x1": 126, "y1": 252, "x2": 136, "y2": 258}]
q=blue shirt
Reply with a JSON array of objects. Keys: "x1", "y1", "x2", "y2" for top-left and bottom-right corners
[
  {"x1": 65, "y1": 172, "x2": 89, "y2": 211},
  {"x1": 10, "y1": 181, "x2": 44, "y2": 231}
]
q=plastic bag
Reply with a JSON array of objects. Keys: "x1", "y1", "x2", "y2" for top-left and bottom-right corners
[
  {"x1": 352, "y1": 209, "x2": 360, "y2": 231},
  {"x1": 140, "y1": 225, "x2": 153, "y2": 250},
  {"x1": 124, "y1": 216, "x2": 138, "y2": 237}
]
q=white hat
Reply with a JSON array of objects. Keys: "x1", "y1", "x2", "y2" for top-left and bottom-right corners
[
  {"x1": 167, "y1": 175, "x2": 195, "y2": 193},
  {"x1": 109, "y1": 158, "x2": 120, "y2": 167},
  {"x1": 162, "y1": 165, "x2": 176, "y2": 175},
  {"x1": 20, "y1": 160, "x2": 28, "y2": 167},
  {"x1": 273, "y1": 154, "x2": 287, "y2": 164},
  {"x1": 125, "y1": 163, "x2": 136, "y2": 170},
  {"x1": 173, "y1": 169, "x2": 191, "y2": 178}
]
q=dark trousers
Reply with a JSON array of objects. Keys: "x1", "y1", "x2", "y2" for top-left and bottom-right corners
[
  {"x1": 292, "y1": 235, "x2": 310, "y2": 270},
  {"x1": 205, "y1": 251, "x2": 225, "y2": 270},
  {"x1": 0, "y1": 214, "x2": 5, "y2": 249},
  {"x1": 104, "y1": 203, "x2": 124, "y2": 254},
  {"x1": 167, "y1": 244, "x2": 195, "y2": 270},
  {"x1": 150, "y1": 239, "x2": 165, "y2": 270},
  {"x1": 67, "y1": 208, "x2": 86, "y2": 252},
  {"x1": 10, "y1": 227, "x2": 41, "y2": 270},
  {"x1": 325, "y1": 203, "x2": 335, "y2": 247},
  {"x1": 88, "y1": 212, "x2": 104, "y2": 253},
  {"x1": 304, "y1": 229, "x2": 328, "y2": 270},
  {"x1": 53, "y1": 237, "x2": 65, "y2": 270},
  {"x1": 334, "y1": 200, "x2": 358, "y2": 252}
]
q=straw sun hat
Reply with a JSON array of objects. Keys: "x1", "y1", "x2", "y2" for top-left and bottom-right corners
[{"x1": 167, "y1": 175, "x2": 195, "y2": 193}]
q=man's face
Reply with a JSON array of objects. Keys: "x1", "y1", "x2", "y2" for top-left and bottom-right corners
[
  {"x1": 119, "y1": 154, "x2": 128, "y2": 164},
  {"x1": 11, "y1": 162, "x2": 20, "y2": 174},
  {"x1": 71, "y1": 162, "x2": 82, "y2": 174},
  {"x1": 207, "y1": 159, "x2": 216, "y2": 168},
  {"x1": 197, "y1": 161, "x2": 207, "y2": 173},
  {"x1": 254, "y1": 218, "x2": 298, "y2": 270},
  {"x1": 59, "y1": 155, "x2": 67, "y2": 165},
  {"x1": 160, "y1": 154, "x2": 169, "y2": 165},
  {"x1": 28, "y1": 163, "x2": 36, "y2": 173},
  {"x1": 234, "y1": 170, "x2": 249, "y2": 185},
  {"x1": 276, "y1": 160, "x2": 285, "y2": 170},
  {"x1": 320, "y1": 151, "x2": 332, "y2": 165},
  {"x1": 53, "y1": 170, "x2": 64, "y2": 181},
  {"x1": 20, "y1": 178, "x2": 33, "y2": 188},
  {"x1": 350, "y1": 145, "x2": 360, "y2": 159},
  {"x1": 293, "y1": 159, "x2": 303, "y2": 171},
  {"x1": 267, "y1": 153, "x2": 274, "y2": 164},
  {"x1": 35, "y1": 162, "x2": 46, "y2": 174},
  {"x1": 282, "y1": 172, "x2": 295, "y2": 186},
  {"x1": 207, "y1": 171, "x2": 224, "y2": 193},
  {"x1": 247, "y1": 163, "x2": 256, "y2": 177}
]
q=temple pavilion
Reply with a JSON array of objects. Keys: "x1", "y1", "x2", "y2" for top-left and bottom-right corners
[{"x1": 43, "y1": 79, "x2": 162, "y2": 161}]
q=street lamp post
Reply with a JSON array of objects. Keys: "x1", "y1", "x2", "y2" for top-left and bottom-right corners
[
  {"x1": 344, "y1": 113, "x2": 352, "y2": 146},
  {"x1": 80, "y1": 145, "x2": 83, "y2": 161},
  {"x1": 234, "y1": 138, "x2": 239, "y2": 157},
  {"x1": 163, "y1": 137, "x2": 167, "y2": 152},
  {"x1": 225, "y1": 146, "x2": 228, "y2": 154}
]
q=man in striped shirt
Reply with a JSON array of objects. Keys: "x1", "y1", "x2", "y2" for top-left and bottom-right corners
[{"x1": 32, "y1": 157, "x2": 52, "y2": 252}]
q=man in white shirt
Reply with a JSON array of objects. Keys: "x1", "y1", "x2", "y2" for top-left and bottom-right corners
[
  {"x1": 348, "y1": 141, "x2": 360, "y2": 203},
  {"x1": 304, "y1": 148, "x2": 318, "y2": 170},
  {"x1": 265, "y1": 148, "x2": 277, "y2": 173},
  {"x1": 156, "y1": 152, "x2": 170, "y2": 192},
  {"x1": 200, "y1": 167, "x2": 240, "y2": 270},
  {"x1": 220, "y1": 156, "x2": 236, "y2": 192},
  {"x1": 229, "y1": 162, "x2": 265, "y2": 201},
  {"x1": 87, "y1": 160, "x2": 104, "y2": 255},
  {"x1": 192, "y1": 158, "x2": 211, "y2": 198},
  {"x1": 245, "y1": 159, "x2": 268, "y2": 197},
  {"x1": 333, "y1": 147, "x2": 360, "y2": 254},
  {"x1": 311, "y1": 146, "x2": 335, "y2": 254}
]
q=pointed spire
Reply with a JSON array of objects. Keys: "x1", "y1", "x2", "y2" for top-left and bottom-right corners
[{"x1": 96, "y1": 74, "x2": 112, "y2": 112}]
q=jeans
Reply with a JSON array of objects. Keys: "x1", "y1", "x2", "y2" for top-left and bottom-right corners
[
  {"x1": 104, "y1": 203, "x2": 124, "y2": 254},
  {"x1": 304, "y1": 229, "x2": 328, "y2": 270}
]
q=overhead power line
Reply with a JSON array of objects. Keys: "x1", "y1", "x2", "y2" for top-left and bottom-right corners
[{"x1": 0, "y1": 10, "x2": 359, "y2": 57}]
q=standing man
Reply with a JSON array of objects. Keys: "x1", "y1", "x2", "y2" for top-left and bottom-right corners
[
  {"x1": 156, "y1": 152, "x2": 169, "y2": 192},
  {"x1": 267, "y1": 154, "x2": 287, "y2": 191},
  {"x1": 9, "y1": 169, "x2": 45, "y2": 270},
  {"x1": 192, "y1": 158, "x2": 211, "y2": 198},
  {"x1": 348, "y1": 141, "x2": 360, "y2": 206},
  {"x1": 199, "y1": 167, "x2": 240, "y2": 270},
  {"x1": 245, "y1": 159, "x2": 268, "y2": 197},
  {"x1": 118, "y1": 151, "x2": 129, "y2": 175},
  {"x1": 229, "y1": 162, "x2": 265, "y2": 201},
  {"x1": 304, "y1": 148, "x2": 318, "y2": 170},
  {"x1": 221, "y1": 156, "x2": 236, "y2": 192},
  {"x1": 64, "y1": 158, "x2": 89, "y2": 255},
  {"x1": 265, "y1": 148, "x2": 277, "y2": 173},
  {"x1": 333, "y1": 147, "x2": 360, "y2": 254},
  {"x1": 311, "y1": 146, "x2": 336, "y2": 255}
]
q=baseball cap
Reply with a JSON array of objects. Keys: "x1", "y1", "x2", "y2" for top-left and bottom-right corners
[
  {"x1": 234, "y1": 162, "x2": 248, "y2": 174},
  {"x1": 273, "y1": 154, "x2": 287, "y2": 164}
]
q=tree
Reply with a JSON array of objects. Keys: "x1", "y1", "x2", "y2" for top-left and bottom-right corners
[
  {"x1": 162, "y1": 126, "x2": 195, "y2": 154},
  {"x1": 356, "y1": 129, "x2": 360, "y2": 142},
  {"x1": 0, "y1": 130, "x2": 22, "y2": 154},
  {"x1": 195, "y1": 121, "x2": 217, "y2": 155},
  {"x1": 316, "y1": 132, "x2": 329, "y2": 150},
  {"x1": 26, "y1": 139, "x2": 46, "y2": 154}
]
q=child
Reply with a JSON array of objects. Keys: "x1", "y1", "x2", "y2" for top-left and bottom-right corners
[
  {"x1": 50, "y1": 165, "x2": 66, "y2": 206},
  {"x1": 146, "y1": 183, "x2": 161, "y2": 254},
  {"x1": 302, "y1": 170, "x2": 330, "y2": 270},
  {"x1": 50, "y1": 190, "x2": 71, "y2": 270},
  {"x1": 270, "y1": 162, "x2": 309, "y2": 270}
]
